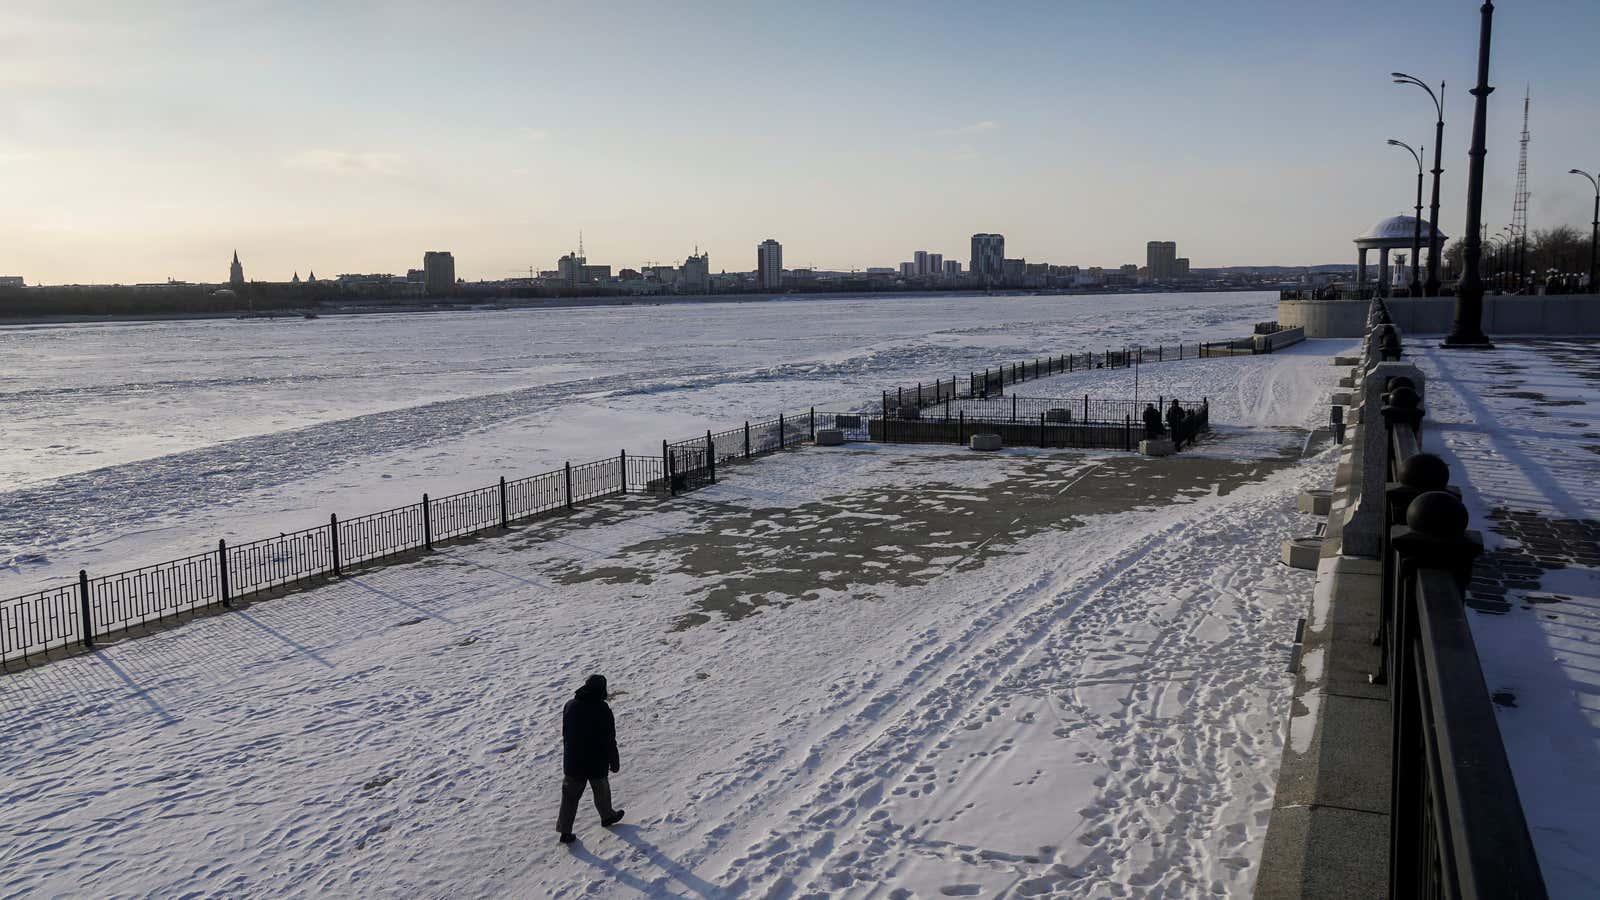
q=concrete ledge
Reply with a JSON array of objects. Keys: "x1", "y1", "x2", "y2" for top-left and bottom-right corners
[
  {"x1": 815, "y1": 428, "x2": 845, "y2": 446},
  {"x1": 968, "y1": 433, "x2": 1002, "y2": 451},
  {"x1": 1255, "y1": 805, "x2": 1388, "y2": 899},
  {"x1": 1139, "y1": 438, "x2": 1174, "y2": 456}
]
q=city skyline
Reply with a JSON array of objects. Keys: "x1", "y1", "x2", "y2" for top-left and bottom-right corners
[{"x1": 4, "y1": 1, "x2": 1600, "y2": 284}]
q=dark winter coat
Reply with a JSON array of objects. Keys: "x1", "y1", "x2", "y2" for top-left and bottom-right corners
[
  {"x1": 1142, "y1": 404, "x2": 1163, "y2": 436},
  {"x1": 1165, "y1": 401, "x2": 1182, "y2": 431},
  {"x1": 563, "y1": 674, "x2": 621, "y2": 779}
]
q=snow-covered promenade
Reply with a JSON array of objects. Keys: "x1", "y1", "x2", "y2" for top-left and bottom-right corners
[
  {"x1": 1415, "y1": 340, "x2": 1600, "y2": 897},
  {"x1": 0, "y1": 342, "x2": 1347, "y2": 897}
]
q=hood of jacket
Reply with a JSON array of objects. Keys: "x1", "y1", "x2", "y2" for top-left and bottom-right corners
[{"x1": 575, "y1": 674, "x2": 608, "y2": 702}]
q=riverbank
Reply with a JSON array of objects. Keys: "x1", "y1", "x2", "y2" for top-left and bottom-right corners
[
  {"x1": 0, "y1": 285, "x2": 1270, "y2": 328},
  {"x1": 0, "y1": 339, "x2": 1345, "y2": 894}
]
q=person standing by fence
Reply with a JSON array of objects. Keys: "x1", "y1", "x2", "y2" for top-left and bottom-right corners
[
  {"x1": 1142, "y1": 403, "x2": 1163, "y2": 439},
  {"x1": 557, "y1": 674, "x2": 626, "y2": 843}
]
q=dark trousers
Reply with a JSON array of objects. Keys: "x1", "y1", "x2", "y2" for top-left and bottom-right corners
[{"x1": 557, "y1": 774, "x2": 617, "y2": 833}]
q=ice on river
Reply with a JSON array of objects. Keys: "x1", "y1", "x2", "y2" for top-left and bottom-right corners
[{"x1": 1, "y1": 291, "x2": 1281, "y2": 589}]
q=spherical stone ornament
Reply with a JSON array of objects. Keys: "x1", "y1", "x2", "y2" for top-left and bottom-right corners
[
  {"x1": 1407, "y1": 490, "x2": 1469, "y2": 538},
  {"x1": 1386, "y1": 385, "x2": 1420, "y2": 410},
  {"x1": 1398, "y1": 453, "x2": 1450, "y2": 491},
  {"x1": 1386, "y1": 375, "x2": 1417, "y2": 393}
]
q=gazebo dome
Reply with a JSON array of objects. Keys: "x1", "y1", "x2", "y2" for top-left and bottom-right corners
[{"x1": 1356, "y1": 215, "x2": 1446, "y2": 246}]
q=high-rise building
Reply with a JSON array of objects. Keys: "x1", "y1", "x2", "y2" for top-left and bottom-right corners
[
  {"x1": 680, "y1": 250, "x2": 710, "y2": 293},
  {"x1": 1175, "y1": 257, "x2": 1191, "y2": 278},
  {"x1": 943, "y1": 260, "x2": 962, "y2": 277},
  {"x1": 928, "y1": 252, "x2": 943, "y2": 276},
  {"x1": 970, "y1": 234, "x2": 1005, "y2": 283},
  {"x1": 558, "y1": 252, "x2": 585, "y2": 287},
  {"x1": 0, "y1": 276, "x2": 25, "y2": 287},
  {"x1": 1146, "y1": 241, "x2": 1177, "y2": 280},
  {"x1": 229, "y1": 250, "x2": 245, "y2": 287},
  {"x1": 757, "y1": 239, "x2": 783, "y2": 289},
  {"x1": 914, "y1": 250, "x2": 930, "y2": 276},
  {"x1": 423, "y1": 251, "x2": 455, "y2": 295},
  {"x1": 899, "y1": 262, "x2": 917, "y2": 277},
  {"x1": 1002, "y1": 258, "x2": 1026, "y2": 284}
]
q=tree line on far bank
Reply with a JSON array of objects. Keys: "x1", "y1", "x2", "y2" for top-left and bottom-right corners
[{"x1": 1442, "y1": 225, "x2": 1593, "y2": 282}]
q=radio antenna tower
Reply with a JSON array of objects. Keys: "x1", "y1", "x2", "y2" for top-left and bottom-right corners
[{"x1": 1510, "y1": 88, "x2": 1531, "y2": 292}]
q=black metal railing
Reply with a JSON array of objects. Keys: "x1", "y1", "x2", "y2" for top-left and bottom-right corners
[
  {"x1": 1365, "y1": 326, "x2": 1547, "y2": 897},
  {"x1": 818, "y1": 397, "x2": 1208, "y2": 453},
  {"x1": 881, "y1": 336, "x2": 1260, "y2": 415}
]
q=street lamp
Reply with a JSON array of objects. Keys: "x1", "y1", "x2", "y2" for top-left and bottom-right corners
[
  {"x1": 1488, "y1": 233, "x2": 1508, "y2": 293},
  {"x1": 1572, "y1": 169, "x2": 1599, "y2": 293},
  {"x1": 1441, "y1": 0, "x2": 1495, "y2": 348},
  {"x1": 1388, "y1": 139, "x2": 1426, "y2": 294},
  {"x1": 1394, "y1": 72, "x2": 1446, "y2": 295},
  {"x1": 1501, "y1": 227, "x2": 1516, "y2": 293}
]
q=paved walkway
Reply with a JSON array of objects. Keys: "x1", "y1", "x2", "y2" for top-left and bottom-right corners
[{"x1": 1415, "y1": 339, "x2": 1600, "y2": 897}]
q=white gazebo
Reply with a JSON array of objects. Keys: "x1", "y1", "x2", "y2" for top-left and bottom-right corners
[{"x1": 1356, "y1": 215, "x2": 1446, "y2": 295}]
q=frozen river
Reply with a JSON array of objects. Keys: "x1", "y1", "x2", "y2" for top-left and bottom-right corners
[{"x1": 0, "y1": 291, "x2": 1276, "y2": 591}]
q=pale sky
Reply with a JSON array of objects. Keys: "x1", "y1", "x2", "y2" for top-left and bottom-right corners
[{"x1": 3, "y1": 1, "x2": 1598, "y2": 284}]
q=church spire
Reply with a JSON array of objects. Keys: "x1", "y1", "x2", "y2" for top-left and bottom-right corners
[{"x1": 229, "y1": 250, "x2": 245, "y2": 287}]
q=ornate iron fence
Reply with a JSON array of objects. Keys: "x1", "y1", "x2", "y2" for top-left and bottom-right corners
[{"x1": 1363, "y1": 324, "x2": 1547, "y2": 897}]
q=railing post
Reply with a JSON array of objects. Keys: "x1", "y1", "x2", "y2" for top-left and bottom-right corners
[
  {"x1": 565, "y1": 462, "x2": 574, "y2": 509},
  {"x1": 422, "y1": 493, "x2": 433, "y2": 549},
  {"x1": 744, "y1": 421, "x2": 751, "y2": 458},
  {"x1": 1124, "y1": 415, "x2": 1131, "y2": 451},
  {"x1": 1083, "y1": 394, "x2": 1089, "y2": 423},
  {"x1": 707, "y1": 430, "x2": 715, "y2": 484},
  {"x1": 917, "y1": 383, "x2": 923, "y2": 406},
  {"x1": 78, "y1": 569, "x2": 93, "y2": 649},
  {"x1": 218, "y1": 539, "x2": 232, "y2": 608},
  {"x1": 809, "y1": 407, "x2": 815, "y2": 441},
  {"x1": 779, "y1": 413, "x2": 786, "y2": 449},
  {"x1": 618, "y1": 451, "x2": 626, "y2": 496},
  {"x1": 1012, "y1": 395, "x2": 1017, "y2": 422},
  {"x1": 882, "y1": 391, "x2": 888, "y2": 420},
  {"x1": 499, "y1": 477, "x2": 509, "y2": 525},
  {"x1": 331, "y1": 513, "x2": 342, "y2": 575},
  {"x1": 1039, "y1": 412, "x2": 1046, "y2": 448},
  {"x1": 958, "y1": 410, "x2": 965, "y2": 445},
  {"x1": 664, "y1": 439, "x2": 675, "y2": 497}
]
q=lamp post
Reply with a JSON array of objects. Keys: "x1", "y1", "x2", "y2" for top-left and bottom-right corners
[
  {"x1": 1443, "y1": 0, "x2": 1495, "y2": 348},
  {"x1": 1573, "y1": 169, "x2": 1600, "y2": 293},
  {"x1": 1388, "y1": 139, "x2": 1425, "y2": 294},
  {"x1": 1501, "y1": 227, "x2": 1515, "y2": 293},
  {"x1": 1394, "y1": 72, "x2": 1446, "y2": 296},
  {"x1": 1487, "y1": 234, "x2": 1507, "y2": 293}
]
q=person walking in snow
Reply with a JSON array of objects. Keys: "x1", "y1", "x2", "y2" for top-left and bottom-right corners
[
  {"x1": 557, "y1": 674, "x2": 625, "y2": 843},
  {"x1": 1165, "y1": 399, "x2": 1182, "y2": 436},
  {"x1": 1142, "y1": 403, "x2": 1163, "y2": 439}
]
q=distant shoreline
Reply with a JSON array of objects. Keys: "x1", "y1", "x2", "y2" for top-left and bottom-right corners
[{"x1": 0, "y1": 285, "x2": 1274, "y2": 328}]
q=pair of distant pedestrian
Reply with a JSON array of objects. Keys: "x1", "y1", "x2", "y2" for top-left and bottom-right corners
[{"x1": 557, "y1": 674, "x2": 625, "y2": 843}]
